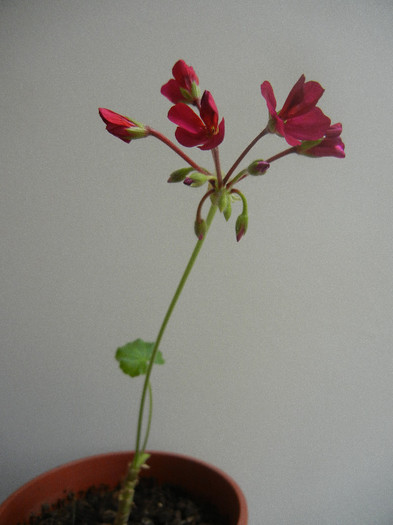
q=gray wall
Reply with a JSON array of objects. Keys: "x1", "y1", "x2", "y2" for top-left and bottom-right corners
[{"x1": 1, "y1": 1, "x2": 393, "y2": 524}]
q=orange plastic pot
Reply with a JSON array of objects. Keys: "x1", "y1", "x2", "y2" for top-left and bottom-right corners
[{"x1": 0, "y1": 451, "x2": 248, "y2": 525}]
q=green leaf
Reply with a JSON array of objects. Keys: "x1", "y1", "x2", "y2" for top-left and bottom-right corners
[{"x1": 115, "y1": 339, "x2": 164, "y2": 378}]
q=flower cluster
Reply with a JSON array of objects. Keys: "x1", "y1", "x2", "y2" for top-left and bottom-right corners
[{"x1": 99, "y1": 59, "x2": 344, "y2": 242}]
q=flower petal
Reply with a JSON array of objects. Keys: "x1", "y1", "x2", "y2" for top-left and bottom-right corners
[
  {"x1": 260, "y1": 81, "x2": 277, "y2": 116},
  {"x1": 281, "y1": 75, "x2": 325, "y2": 119},
  {"x1": 311, "y1": 139, "x2": 346, "y2": 158},
  {"x1": 175, "y1": 127, "x2": 206, "y2": 147},
  {"x1": 284, "y1": 107, "x2": 331, "y2": 145},
  {"x1": 168, "y1": 104, "x2": 204, "y2": 134},
  {"x1": 279, "y1": 75, "x2": 306, "y2": 118},
  {"x1": 301, "y1": 123, "x2": 345, "y2": 158},
  {"x1": 99, "y1": 108, "x2": 134, "y2": 128},
  {"x1": 160, "y1": 79, "x2": 182, "y2": 104},
  {"x1": 325, "y1": 122, "x2": 342, "y2": 138},
  {"x1": 200, "y1": 91, "x2": 219, "y2": 130},
  {"x1": 172, "y1": 60, "x2": 199, "y2": 89}
]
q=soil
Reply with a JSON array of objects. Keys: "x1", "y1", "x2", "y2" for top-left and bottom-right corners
[{"x1": 21, "y1": 477, "x2": 230, "y2": 525}]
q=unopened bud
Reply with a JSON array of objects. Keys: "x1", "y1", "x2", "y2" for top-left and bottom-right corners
[
  {"x1": 235, "y1": 213, "x2": 248, "y2": 242},
  {"x1": 99, "y1": 108, "x2": 149, "y2": 144},
  {"x1": 183, "y1": 172, "x2": 209, "y2": 187},
  {"x1": 194, "y1": 219, "x2": 207, "y2": 240},
  {"x1": 167, "y1": 167, "x2": 194, "y2": 183},
  {"x1": 247, "y1": 160, "x2": 270, "y2": 176}
]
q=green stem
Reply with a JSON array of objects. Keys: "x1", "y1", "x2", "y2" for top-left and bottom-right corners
[
  {"x1": 115, "y1": 203, "x2": 218, "y2": 525},
  {"x1": 141, "y1": 382, "x2": 153, "y2": 453},
  {"x1": 133, "y1": 203, "x2": 218, "y2": 461}
]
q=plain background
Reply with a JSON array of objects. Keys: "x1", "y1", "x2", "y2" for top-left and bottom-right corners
[{"x1": 1, "y1": 1, "x2": 392, "y2": 523}]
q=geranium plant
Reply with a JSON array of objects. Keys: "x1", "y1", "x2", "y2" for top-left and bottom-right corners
[{"x1": 99, "y1": 59, "x2": 345, "y2": 524}]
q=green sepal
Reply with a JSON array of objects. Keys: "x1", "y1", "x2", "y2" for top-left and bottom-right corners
[
  {"x1": 128, "y1": 127, "x2": 149, "y2": 139},
  {"x1": 190, "y1": 82, "x2": 201, "y2": 101},
  {"x1": 223, "y1": 198, "x2": 232, "y2": 221},
  {"x1": 179, "y1": 82, "x2": 200, "y2": 103},
  {"x1": 297, "y1": 139, "x2": 323, "y2": 153},
  {"x1": 167, "y1": 167, "x2": 194, "y2": 183},
  {"x1": 115, "y1": 339, "x2": 164, "y2": 378},
  {"x1": 185, "y1": 172, "x2": 210, "y2": 187}
]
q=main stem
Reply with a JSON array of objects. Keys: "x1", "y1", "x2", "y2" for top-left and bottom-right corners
[
  {"x1": 114, "y1": 202, "x2": 218, "y2": 525},
  {"x1": 134, "y1": 202, "x2": 217, "y2": 457}
]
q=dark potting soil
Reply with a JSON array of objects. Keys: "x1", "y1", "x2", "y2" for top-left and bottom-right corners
[{"x1": 22, "y1": 477, "x2": 230, "y2": 525}]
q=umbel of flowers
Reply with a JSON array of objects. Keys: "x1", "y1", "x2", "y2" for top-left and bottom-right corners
[{"x1": 99, "y1": 60, "x2": 344, "y2": 524}]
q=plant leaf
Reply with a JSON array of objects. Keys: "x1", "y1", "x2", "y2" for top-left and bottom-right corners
[{"x1": 115, "y1": 339, "x2": 164, "y2": 378}]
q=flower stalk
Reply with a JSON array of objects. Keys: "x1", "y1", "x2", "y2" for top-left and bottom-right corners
[
  {"x1": 148, "y1": 127, "x2": 211, "y2": 175},
  {"x1": 113, "y1": 204, "x2": 217, "y2": 525}
]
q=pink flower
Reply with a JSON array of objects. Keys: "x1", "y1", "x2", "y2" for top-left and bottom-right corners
[
  {"x1": 297, "y1": 123, "x2": 345, "y2": 158},
  {"x1": 161, "y1": 60, "x2": 200, "y2": 105},
  {"x1": 168, "y1": 91, "x2": 225, "y2": 150},
  {"x1": 99, "y1": 108, "x2": 148, "y2": 143},
  {"x1": 261, "y1": 75, "x2": 331, "y2": 146}
]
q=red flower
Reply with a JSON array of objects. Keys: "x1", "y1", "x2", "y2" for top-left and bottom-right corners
[
  {"x1": 161, "y1": 60, "x2": 200, "y2": 105},
  {"x1": 297, "y1": 123, "x2": 345, "y2": 158},
  {"x1": 99, "y1": 108, "x2": 147, "y2": 143},
  {"x1": 168, "y1": 91, "x2": 225, "y2": 150},
  {"x1": 261, "y1": 75, "x2": 331, "y2": 146}
]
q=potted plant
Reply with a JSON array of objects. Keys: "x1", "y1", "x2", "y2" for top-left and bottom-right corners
[{"x1": 0, "y1": 59, "x2": 344, "y2": 525}]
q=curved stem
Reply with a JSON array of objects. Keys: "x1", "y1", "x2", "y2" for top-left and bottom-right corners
[
  {"x1": 231, "y1": 188, "x2": 248, "y2": 214},
  {"x1": 196, "y1": 188, "x2": 215, "y2": 223},
  {"x1": 133, "y1": 203, "x2": 218, "y2": 462}
]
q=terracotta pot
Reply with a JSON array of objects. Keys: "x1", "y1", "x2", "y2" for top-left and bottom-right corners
[{"x1": 0, "y1": 450, "x2": 248, "y2": 525}]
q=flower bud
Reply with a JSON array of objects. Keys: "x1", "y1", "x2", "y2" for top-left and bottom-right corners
[
  {"x1": 247, "y1": 160, "x2": 270, "y2": 176},
  {"x1": 167, "y1": 167, "x2": 194, "y2": 183},
  {"x1": 194, "y1": 219, "x2": 207, "y2": 240},
  {"x1": 99, "y1": 108, "x2": 148, "y2": 143},
  {"x1": 235, "y1": 213, "x2": 248, "y2": 242},
  {"x1": 183, "y1": 172, "x2": 209, "y2": 187}
]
